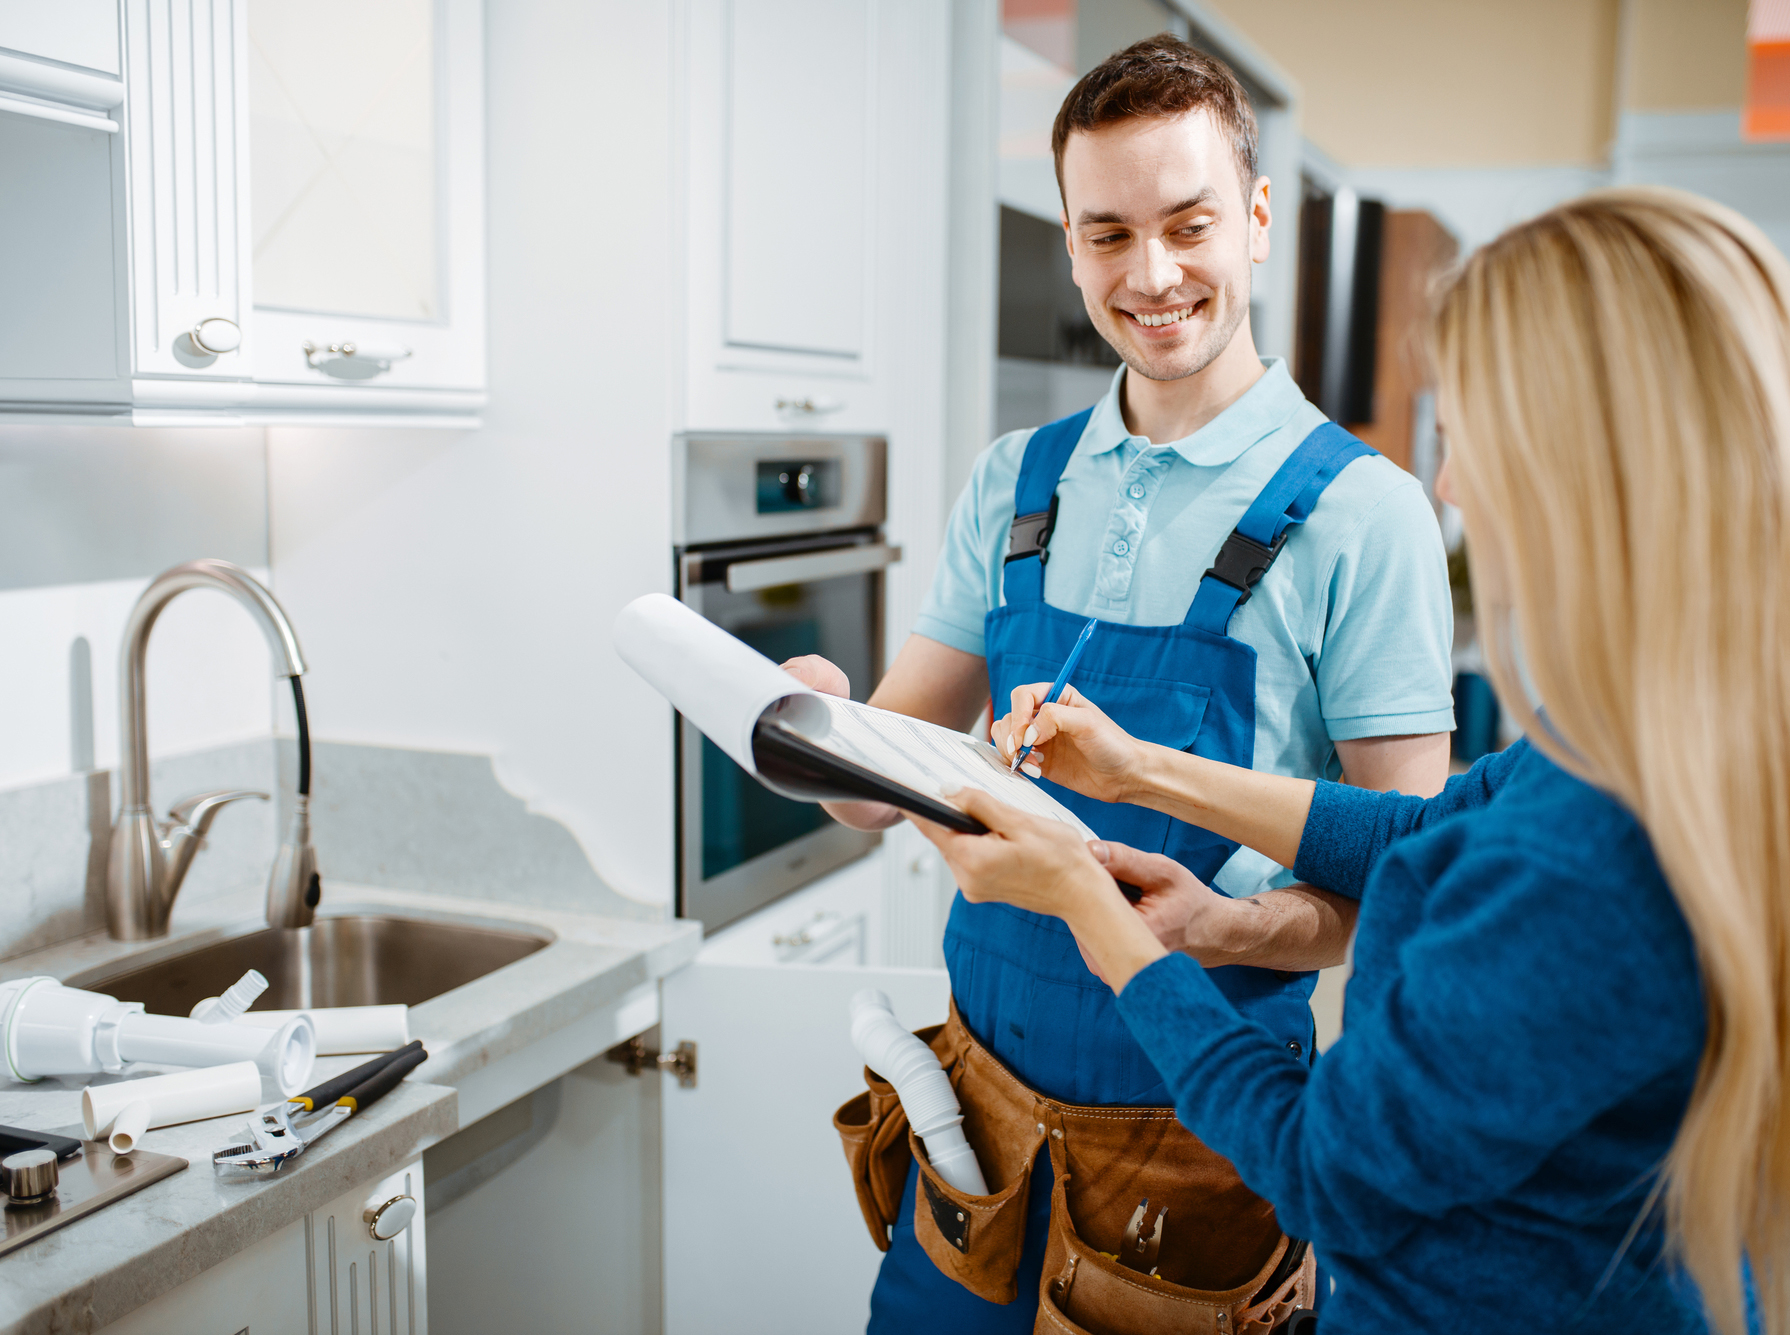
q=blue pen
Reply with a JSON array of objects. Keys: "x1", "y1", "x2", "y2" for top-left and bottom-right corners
[{"x1": 1009, "y1": 618, "x2": 1099, "y2": 772}]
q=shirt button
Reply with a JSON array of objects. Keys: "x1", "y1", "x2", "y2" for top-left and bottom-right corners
[
  {"x1": 1113, "y1": 539, "x2": 1130, "y2": 556},
  {"x1": 1128, "y1": 483, "x2": 1146, "y2": 499}
]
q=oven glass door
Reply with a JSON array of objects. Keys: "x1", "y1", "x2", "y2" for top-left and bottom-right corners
[{"x1": 678, "y1": 535, "x2": 885, "y2": 932}]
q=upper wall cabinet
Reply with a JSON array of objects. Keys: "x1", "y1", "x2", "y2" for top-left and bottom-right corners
[
  {"x1": 679, "y1": 0, "x2": 943, "y2": 435},
  {"x1": 0, "y1": 0, "x2": 484, "y2": 426}
]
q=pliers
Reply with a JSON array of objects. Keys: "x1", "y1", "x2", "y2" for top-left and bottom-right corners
[{"x1": 214, "y1": 1040, "x2": 429, "y2": 1174}]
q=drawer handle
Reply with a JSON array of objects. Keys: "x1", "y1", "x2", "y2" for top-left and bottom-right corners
[{"x1": 724, "y1": 542, "x2": 902, "y2": 593}]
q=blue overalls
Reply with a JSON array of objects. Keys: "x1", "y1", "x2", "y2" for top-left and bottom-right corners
[{"x1": 868, "y1": 408, "x2": 1376, "y2": 1333}]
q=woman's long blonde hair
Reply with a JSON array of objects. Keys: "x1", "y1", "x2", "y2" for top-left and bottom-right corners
[{"x1": 1434, "y1": 187, "x2": 1790, "y2": 1334}]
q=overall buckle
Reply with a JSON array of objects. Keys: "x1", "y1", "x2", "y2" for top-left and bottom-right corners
[
  {"x1": 1005, "y1": 494, "x2": 1061, "y2": 566},
  {"x1": 1202, "y1": 528, "x2": 1288, "y2": 606}
]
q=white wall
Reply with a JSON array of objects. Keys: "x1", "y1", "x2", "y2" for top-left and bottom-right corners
[{"x1": 0, "y1": 428, "x2": 277, "y2": 795}]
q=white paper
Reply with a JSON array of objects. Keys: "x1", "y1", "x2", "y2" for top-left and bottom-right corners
[
  {"x1": 614, "y1": 592, "x2": 1093, "y2": 837},
  {"x1": 613, "y1": 593, "x2": 825, "y2": 774},
  {"x1": 783, "y1": 697, "x2": 1095, "y2": 838}
]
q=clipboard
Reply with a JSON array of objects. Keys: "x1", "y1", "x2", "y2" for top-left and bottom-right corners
[
  {"x1": 753, "y1": 718, "x2": 989, "y2": 834},
  {"x1": 753, "y1": 718, "x2": 1143, "y2": 903}
]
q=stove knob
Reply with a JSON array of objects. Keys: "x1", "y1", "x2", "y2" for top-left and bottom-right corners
[{"x1": 3, "y1": 1149, "x2": 58, "y2": 1204}]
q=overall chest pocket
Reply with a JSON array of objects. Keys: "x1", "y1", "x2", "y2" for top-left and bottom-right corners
[
  {"x1": 999, "y1": 656, "x2": 1212, "y2": 857},
  {"x1": 1000, "y1": 655, "x2": 1212, "y2": 752}
]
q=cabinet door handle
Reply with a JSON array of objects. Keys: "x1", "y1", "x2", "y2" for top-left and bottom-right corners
[
  {"x1": 775, "y1": 396, "x2": 844, "y2": 416},
  {"x1": 303, "y1": 341, "x2": 413, "y2": 376}
]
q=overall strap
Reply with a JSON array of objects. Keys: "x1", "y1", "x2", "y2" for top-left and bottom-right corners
[
  {"x1": 1002, "y1": 407, "x2": 1095, "y2": 607},
  {"x1": 1185, "y1": 422, "x2": 1378, "y2": 635}
]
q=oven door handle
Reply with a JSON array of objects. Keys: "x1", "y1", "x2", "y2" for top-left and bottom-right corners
[{"x1": 723, "y1": 543, "x2": 903, "y2": 593}]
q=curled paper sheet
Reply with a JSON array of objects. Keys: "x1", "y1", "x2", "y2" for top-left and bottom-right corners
[{"x1": 613, "y1": 592, "x2": 827, "y2": 774}]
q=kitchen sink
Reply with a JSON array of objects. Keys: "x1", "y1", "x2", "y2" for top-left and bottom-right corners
[{"x1": 63, "y1": 914, "x2": 555, "y2": 1015}]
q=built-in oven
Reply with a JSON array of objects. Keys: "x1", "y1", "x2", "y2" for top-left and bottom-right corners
[{"x1": 673, "y1": 433, "x2": 900, "y2": 934}]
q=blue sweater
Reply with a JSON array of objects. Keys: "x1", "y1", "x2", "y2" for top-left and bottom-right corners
[{"x1": 1115, "y1": 740, "x2": 1709, "y2": 1332}]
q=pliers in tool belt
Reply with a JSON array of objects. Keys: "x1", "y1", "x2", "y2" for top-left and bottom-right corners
[{"x1": 214, "y1": 1040, "x2": 429, "y2": 1174}]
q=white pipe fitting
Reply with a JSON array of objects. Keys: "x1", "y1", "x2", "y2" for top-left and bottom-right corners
[
  {"x1": 0, "y1": 977, "x2": 316, "y2": 1097},
  {"x1": 191, "y1": 969, "x2": 269, "y2": 1024},
  {"x1": 191, "y1": 1001, "x2": 408, "y2": 1055},
  {"x1": 82, "y1": 1062, "x2": 263, "y2": 1147},
  {"x1": 106, "y1": 1099, "x2": 152, "y2": 1155},
  {"x1": 849, "y1": 990, "x2": 987, "y2": 1196}
]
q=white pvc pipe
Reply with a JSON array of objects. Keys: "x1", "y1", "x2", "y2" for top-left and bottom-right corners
[
  {"x1": 82, "y1": 1061, "x2": 262, "y2": 1140},
  {"x1": 195, "y1": 1003, "x2": 409, "y2": 1055},
  {"x1": 0, "y1": 977, "x2": 315, "y2": 1096},
  {"x1": 107, "y1": 1099, "x2": 152, "y2": 1155},
  {"x1": 849, "y1": 990, "x2": 987, "y2": 1196}
]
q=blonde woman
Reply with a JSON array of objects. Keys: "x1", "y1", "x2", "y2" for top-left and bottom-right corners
[{"x1": 913, "y1": 188, "x2": 1785, "y2": 1334}]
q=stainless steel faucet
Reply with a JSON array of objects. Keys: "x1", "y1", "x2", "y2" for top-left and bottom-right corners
[{"x1": 107, "y1": 558, "x2": 321, "y2": 940}]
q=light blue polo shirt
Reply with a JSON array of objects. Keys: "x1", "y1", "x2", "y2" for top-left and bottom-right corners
[{"x1": 913, "y1": 359, "x2": 1455, "y2": 896}]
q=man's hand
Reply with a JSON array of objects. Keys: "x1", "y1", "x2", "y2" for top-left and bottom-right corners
[
  {"x1": 991, "y1": 685, "x2": 1146, "y2": 803},
  {"x1": 780, "y1": 655, "x2": 852, "y2": 700},
  {"x1": 778, "y1": 654, "x2": 903, "y2": 831},
  {"x1": 1073, "y1": 840, "x2": 1357, "y2": 978}
]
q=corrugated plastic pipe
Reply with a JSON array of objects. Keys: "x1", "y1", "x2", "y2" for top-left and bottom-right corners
[{"x1": 850, "y1": 989, "x2": 988, "y2": 1196}]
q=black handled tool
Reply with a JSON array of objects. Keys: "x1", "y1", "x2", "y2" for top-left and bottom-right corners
[{"x1": 214, "y1": 1041, "x2": 429, "y2": 1173}]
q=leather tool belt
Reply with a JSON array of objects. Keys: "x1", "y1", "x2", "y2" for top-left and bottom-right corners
[{"x1": 834, "y1": 1004, "x2": 1315, "y2": 1334}]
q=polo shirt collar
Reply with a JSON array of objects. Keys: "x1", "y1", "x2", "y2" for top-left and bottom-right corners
[{"x1": 1076, "y1": 358, "x2": 1307, "y2": 467}]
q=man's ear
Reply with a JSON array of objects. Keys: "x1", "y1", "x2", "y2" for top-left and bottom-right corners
[
  {"x1": 1061, "y1": 211, "x2": 1084, "y2": 289},
  {"x1": 1250, "y1": 175, "x2": 1272, "y2": 265}
]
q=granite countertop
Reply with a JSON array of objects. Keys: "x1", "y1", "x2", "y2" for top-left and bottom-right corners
[{"x1": 0, "y1": 885, "x2": 702, "y2": 1334}]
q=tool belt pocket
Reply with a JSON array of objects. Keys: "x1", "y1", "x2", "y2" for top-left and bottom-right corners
[
  {"x1": 908, "y1": 1117, "x2": 1047, "y2": 1305},
  {"x1": 1036, "y1": 1112, "x2": 1312, "y2": 1335},
  {"x1": 833, "y1": 1070, "x2": 913, "y2": 1252},
  {"x1": 1038, "y1": 1223, "x2": 1311, "y2": 1335}
]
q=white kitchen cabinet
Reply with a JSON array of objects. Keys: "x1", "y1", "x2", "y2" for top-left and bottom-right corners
[
  {"x1": 677, "y1": 0, "x2": 950, "y2": 435},
  {"x1": 99, "y1": 1159, "x2": 427, "y2": 1335},
  {"x1": 658, "y1": 855, "x2": 952, "y2": 1334},
  {"x1": 0, "y1": 0, "x2": 484, "y2": 426},
  {"x1": 307, "y1": 1161, "x2": 429, "y2": 1335},
  {"x1": 98, "y1": 1216, "x2": 309, "y2": 1335},
  {"x1": 242, "y1": 0, "x2": 486, "y2": 412}
]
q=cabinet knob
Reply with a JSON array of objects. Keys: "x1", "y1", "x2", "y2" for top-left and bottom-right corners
[
  {"x1": 2, "y1": 1149, "x2": 58, "y2": 1204},
  {"x1": 363, "y1": 1192, "x2": 417, "y2": 1240},
  {"x1": 190, "y1": 318, "x2": 242, "y2": 355}
]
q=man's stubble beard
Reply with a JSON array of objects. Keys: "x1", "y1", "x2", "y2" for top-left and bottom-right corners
[{"x1": 1099, "y1": 269, "x2": 1252, "y2": 385}]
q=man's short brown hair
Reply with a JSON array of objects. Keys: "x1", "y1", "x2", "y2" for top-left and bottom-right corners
[{"x1": 1051, "y1": 34, "x2": 1260, "y2": 209}]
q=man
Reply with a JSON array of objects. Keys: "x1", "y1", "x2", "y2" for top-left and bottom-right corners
[{"x1": 791, "y1": 35, "x2": 1453, "y2": 1332}]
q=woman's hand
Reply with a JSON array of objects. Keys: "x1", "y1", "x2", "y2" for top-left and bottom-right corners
[
  {"x1": 991, "y1": 685, "x2": 1147, "y2": 803},
  {"x1": 910, "y1": 788, "x2": 1168, "y2": 993},
  {"x1": 1089, "y1": 841, "x2": 1251, "y2": 968}
]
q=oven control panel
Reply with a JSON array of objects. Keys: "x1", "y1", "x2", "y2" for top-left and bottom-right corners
[{"x1": 756, "y1": 459, "x2": 840, "y2": 513}]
